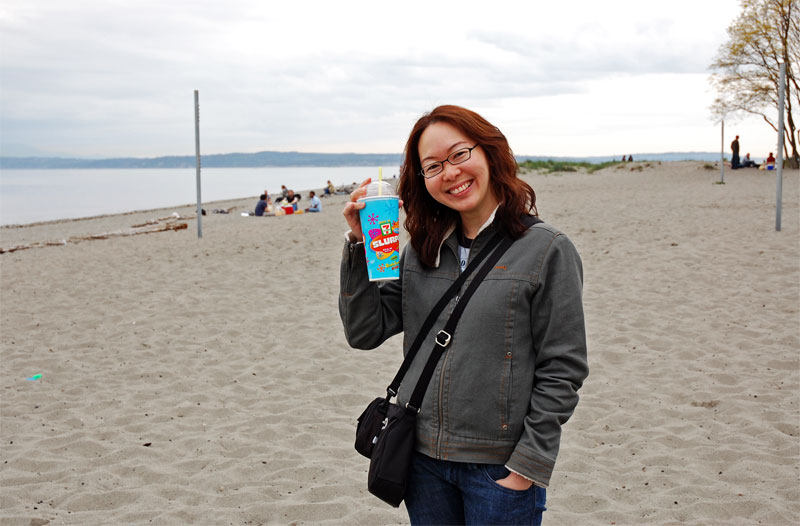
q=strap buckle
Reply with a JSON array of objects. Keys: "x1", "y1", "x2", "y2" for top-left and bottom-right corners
[
  {"x1": 435, "y1": 330, "x2": 451, "y2": 348},
  {"x1": 405, "y1": 402, "x2": 421, "y2": 413}
]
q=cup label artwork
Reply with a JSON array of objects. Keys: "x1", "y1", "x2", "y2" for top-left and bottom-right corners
[
  {"x1": 365, "y1": 217, "x2": 400, "y2": 275},
  {"x1": 358, "y1": 193, "x2": 400, "y2": 281}
]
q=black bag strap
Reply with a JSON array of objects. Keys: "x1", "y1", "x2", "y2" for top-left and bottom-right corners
[
  {"x1": 393, "y1": 214, "x2": 543, "y2": 410},
  {"x1": 385, "y1": 230, "x2": 504, "y2": 396}
]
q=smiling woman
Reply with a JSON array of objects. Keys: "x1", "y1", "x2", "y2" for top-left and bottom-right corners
[
  {"x1": 398, "y1": 105, "x2": 538, "y2": 266},
  {"x1": 339, "y1": 105, "x2": 589, "y2": 525},
  {"x1": 417, "y1": 123, "x2": 496, "y2": 239}
]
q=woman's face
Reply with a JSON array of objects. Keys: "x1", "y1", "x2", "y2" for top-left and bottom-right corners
[{"x1": 418, "y1": 122, "x2": 498, "y2": 223}]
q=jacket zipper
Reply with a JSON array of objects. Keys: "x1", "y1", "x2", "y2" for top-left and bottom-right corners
[{"x1": 435, "y1": 331, "x2": 451, "y2": 458}]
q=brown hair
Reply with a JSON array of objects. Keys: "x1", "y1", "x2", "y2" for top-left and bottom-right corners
[{"x1": 397, "y1": 105, "x2": 537, "y2": 267}]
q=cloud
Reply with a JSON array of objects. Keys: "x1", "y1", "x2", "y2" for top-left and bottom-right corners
[
  {"x1": 0, "y1": 0, "x2": 761, "y2": 158},
  {"x1": 468, "y1": 24, "x2": 714, "y2": 82}
]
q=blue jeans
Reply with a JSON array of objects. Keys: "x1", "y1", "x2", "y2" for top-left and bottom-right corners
[{"x1": 405, "y1": 452, "x2": 546, "y2": 525}]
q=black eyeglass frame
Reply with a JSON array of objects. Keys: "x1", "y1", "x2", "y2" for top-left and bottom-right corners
[{"x1": 419, "y1": 145, "x2": 479, "y2": 179}]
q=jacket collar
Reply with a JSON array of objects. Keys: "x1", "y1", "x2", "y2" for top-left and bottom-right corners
[{"x1": 433, "y1": 206, "x2": 500, "y2": 268}]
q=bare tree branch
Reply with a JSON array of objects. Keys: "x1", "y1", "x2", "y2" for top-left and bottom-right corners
[{"x1": 709, "y1": 0, "x2": 798, "y2": 166}]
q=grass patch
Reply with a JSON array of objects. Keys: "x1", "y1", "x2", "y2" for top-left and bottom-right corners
[{"x1": 519, "y1": 160, "x2": 621, "y2": 174}]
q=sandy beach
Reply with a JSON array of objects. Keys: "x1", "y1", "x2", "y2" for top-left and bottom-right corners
[{"x1": 1, "y1": 161, "x2": 798, "y2": 525}]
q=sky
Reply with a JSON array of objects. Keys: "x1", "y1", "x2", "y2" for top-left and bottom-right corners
[{"x1": 0, "y1": 0, "x2": 785, "y2": 160}]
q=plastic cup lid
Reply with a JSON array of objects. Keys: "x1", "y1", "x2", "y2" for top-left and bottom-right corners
[{"x1": 364, "y1": 181, "x2": 396, "y2": 197}]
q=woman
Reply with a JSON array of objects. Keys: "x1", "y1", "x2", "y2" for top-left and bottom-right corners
[{"x1": 339, "y1": 105, "x2": 588, "y2": 525}]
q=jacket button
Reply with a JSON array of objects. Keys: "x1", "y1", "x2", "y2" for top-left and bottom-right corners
[{"x1": 502, "y1": 424, "x2": 508, "y2": 430}]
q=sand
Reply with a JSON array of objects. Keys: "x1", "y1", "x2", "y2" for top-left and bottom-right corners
[{"x1": 1, "y1": 161, "x2": 798, "y2": 525}]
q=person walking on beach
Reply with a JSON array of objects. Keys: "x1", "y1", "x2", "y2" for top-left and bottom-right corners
[
  {"x1": 339, "y1": 105, "x2": 588, "y2": 525},
  {"x1": 731, "y1": 135, "x2": 740, "y2": 169}
]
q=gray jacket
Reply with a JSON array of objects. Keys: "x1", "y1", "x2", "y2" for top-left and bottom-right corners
[{"x1": 339, "y1": 218, "x2": 588, "y2": 487}]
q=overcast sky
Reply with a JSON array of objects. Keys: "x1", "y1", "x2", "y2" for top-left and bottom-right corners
[{"x1": 0, "y1": 0, "x2": 784, "y2": 159}]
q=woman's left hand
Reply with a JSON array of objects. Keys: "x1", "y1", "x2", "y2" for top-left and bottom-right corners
[{"x1": 495, "y1": 471, "x2": 534, "y2": 491}]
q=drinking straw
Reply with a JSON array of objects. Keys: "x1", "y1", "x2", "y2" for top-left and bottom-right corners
[{"x1": 378, "y1": 167, "x2": 383, "y2": 196}]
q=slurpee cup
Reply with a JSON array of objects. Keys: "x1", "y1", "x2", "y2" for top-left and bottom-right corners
[{"x1": 358, "y1": 181, "x2": 400, "y2": 281}]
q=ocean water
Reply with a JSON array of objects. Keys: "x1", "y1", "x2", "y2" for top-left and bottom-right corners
[{"x1": 0, "y1": 166, "x2": 400, "y2": 225}]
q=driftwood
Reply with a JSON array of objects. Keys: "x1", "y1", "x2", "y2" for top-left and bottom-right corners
[
  {"x1": 130, "y1": 219, "x2": 160, "y2": 228},
  {"x1": 79, "y1": 222, "x2": 188, "y2": 241},
  {"x1": 1, "y1": 221, "x2": 188, "y2": 254},
  {"x1": 129, "y1": 212, "x2": 202, "y2": 228}
]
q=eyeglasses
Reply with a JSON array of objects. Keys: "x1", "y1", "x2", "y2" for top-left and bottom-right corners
[{"x1": 419, "y1": 145, "x2": 478, "y2": 179}]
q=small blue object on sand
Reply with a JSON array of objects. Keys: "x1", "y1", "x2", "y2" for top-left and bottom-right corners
[{"x1": 26, "y1": 374, "x2": 42, "y2": 381}]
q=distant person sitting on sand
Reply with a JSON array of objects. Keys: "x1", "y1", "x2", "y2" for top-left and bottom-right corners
[
  {"x1": 280, "y1": 189, "x2": 301, "y2": 211},
  {"x1": 255, "y1": 194, "x2": 273, "y2": 216},
  {"x1": 305, "y1": 191, "x2": 322, "y2": 213},
  {"x1": 765, "y1": 152, "x2": 776, "y2": 170},
  {"x1": 742, "y1": 153, "x2": 758, "y2": 168},
  {"x1": 276, "y1": 188, "x2": 300, "y2": 205},
  {"x1": 324, "y1": 180, "x2": 335, "y2": 197}
]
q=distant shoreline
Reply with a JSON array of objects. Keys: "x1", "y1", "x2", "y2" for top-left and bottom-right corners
[
  {"x1": 1, "y1": 160, "x2": 746, "y2": 229},
  {"x1": 0, "y1": 151, "x2": 730, "y2": 169},
  {"x1": 0, "y1": 165, "x2": 387, "y2": 227}
]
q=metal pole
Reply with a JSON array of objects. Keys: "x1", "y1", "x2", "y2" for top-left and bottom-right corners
[
  {"x1": 775, "y1": 63, "x2": 786, "y2": 232},
  {"x1": 720, "y1": 119, "x2": 725, "y2": 184},
  {"x1": 194, "y1": 90, "x2": 203, "y2": 238}
]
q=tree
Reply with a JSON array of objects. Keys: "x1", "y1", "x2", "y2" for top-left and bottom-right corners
[{"x1": 710, "y1": 0, "x2": 799, "y2": 168}]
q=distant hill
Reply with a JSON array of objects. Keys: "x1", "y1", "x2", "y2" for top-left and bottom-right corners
[
  {"x1": 0, "y1": 150, "x2": 727, "y2": 169},
  {"x1": 0, "y1": 151, "x2": 405, "y2": 169}
]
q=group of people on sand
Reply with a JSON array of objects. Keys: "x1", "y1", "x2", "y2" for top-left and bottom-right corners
[
  {"x1": 730, "y1": 135, "x2": 777, "y2": 170},
  {"x1": 252, "y1": 184, "x2": 323, "y2": 216}
]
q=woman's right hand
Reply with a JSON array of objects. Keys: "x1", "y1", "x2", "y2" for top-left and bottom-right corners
[{"x1": 342, "y1": 178, "x2": 372, "y2": 241}]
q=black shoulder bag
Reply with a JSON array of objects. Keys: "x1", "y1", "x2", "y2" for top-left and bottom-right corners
[{"x1": 354, "y1": 216, "x2": 541, "y2": 507}]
